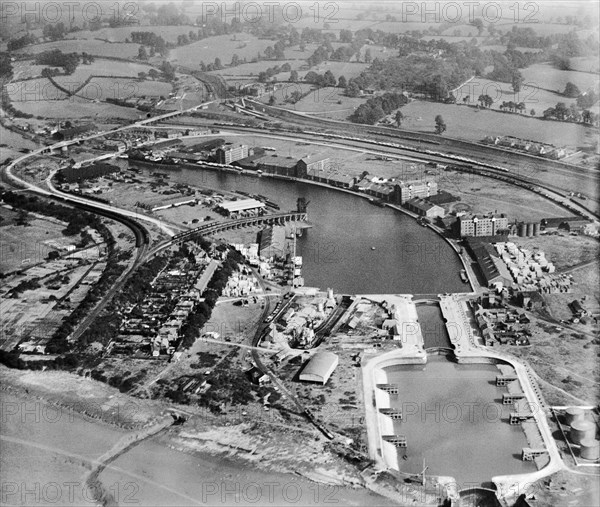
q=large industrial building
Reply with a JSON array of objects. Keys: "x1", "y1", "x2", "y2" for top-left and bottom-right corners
[
  {"x1": 299, "y1": 351, "x2": 339, "y2": 385},
  {"x1": 466, "y1": 240, "x2": 513, "y2": 288},
  {"x1": 216, "y1": 145, "x2": 249, "y2": 164},
  {"x1": 395, "y1": 180, "x2": 438, "y2": 203},
  {"x1": 459, "y1": 213, "x2": 509, "y2": 237},
  {"x1": 404, "y1": 197, "x2": 445, "y2": 219},
  {"x1": 296, "y1": 157, "x2": 331, "y2": 178},
  {"x1": 217, "y1": 198, "x2": 265, "y2": 217}
]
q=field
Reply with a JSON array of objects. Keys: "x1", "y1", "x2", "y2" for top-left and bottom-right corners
[
  {"x1": 15, "y1": 39, "x2": 140, "y2": 59},
  {"x1": 454, "y1": 78, "x2": 572, "y2": 116},
  {"x1": 521, "y1": 63, "x2": 600, "y2": 95},
  {"x1": 568, "y1": 56, "x2": 600, "y2": 74},
  {"x1": 49, "y1": 59, "x2": 162, "y2": 87},
  {"x1": 511, "y1": 234, "x2": 600, "y2": 269},
  {"x1": 78, "y1": 77, "x2": 172, "y2": 100},
  {"x1": 65, "y1": 25, "x2": 200, "y2": 43},
  {"x1": 6, "y1": 78, "x2": 68, "y2": 102},
  {"x1": 12, "y1": 97, "x2": 141, "y2": 120},
  {"x1": 10, "y1": 61, "x2": 49, "y2": 80},
  {"x1": 168, "y1": 35, "x2": 275, "y2": 70},
  {"x1": 397, "y1": 100, "x2": 593, "y2": 148},
  {"x1": 283, "y1": 86, "x2": 365, "y2": 119}
]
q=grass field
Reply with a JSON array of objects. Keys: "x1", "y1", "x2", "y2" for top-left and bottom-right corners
[
  {"x1": 283, "y1": 86, "x2": 364, "y2": 117},
  {"x1": 511, "y1": 234, "x2": 600, "y2": 269},
  {"x1": 78, "y1": 77, "x2": 172, "y2": 100},
  {"x1": 6, "y1": 78, "x2": 68, "y2": 102},
  {"x1": 65, "y1": 25, "x2": 200, "y2": 44},
  {"x1": 454, "y1": 78, "x2": 569, "y2": 116},
  {"x1": 49, "y1": 59, "x2": 161, "y2": 87},
  {"x1": 568, "y1": 56, "x2": 600, "y2": 74},
  {"x1": 168, "y1": 35, "x2": 275, "y2": 70},
  {"x1": 0, "y1": 126, "x2": 38, "y2": 164},
  {"x1": 521, "y1": 63, "x2": 600, "y2": 95},
  {"x1": 397, "y1": 100, "x2": 593, "y2": 148},
  {"x1": 16, "y1": 39, "x2": 140, "y2": 59},
  {"x1": 12, "y1": 97, "x2": 141, "y2": 120}
]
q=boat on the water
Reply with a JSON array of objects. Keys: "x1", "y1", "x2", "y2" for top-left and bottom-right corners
[{"x1": 460, "y1": 269, "x2": 468, "y2": 283}]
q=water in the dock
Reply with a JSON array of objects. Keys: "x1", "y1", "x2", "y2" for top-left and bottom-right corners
[{"x1": 137, "y1": 163, "x2": 466, "y2": 295}]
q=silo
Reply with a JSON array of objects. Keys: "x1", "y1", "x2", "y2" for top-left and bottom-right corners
[
  {"x1": 526, "y1": 223, "x2": 534, "y2": 237},
  {"x1": 565, "y1": 407, "x2": 585, "y2": 425},
  {"x1": 533, "y1": 223, "x2": 540, "y2": 236},
  {"x1": 570, "y1": 420, "x2": 595, "y2": 444},
  {"x1": 579, "y1": 438, "x2": 600, "y2": 460},
  {"x1": 518, "y1": 223, "x2": 526, "y2": 237}
]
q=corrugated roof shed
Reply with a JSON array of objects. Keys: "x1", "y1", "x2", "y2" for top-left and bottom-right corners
[{"x1": 299, "y1": 352, "x2": 339, "y2": 385}]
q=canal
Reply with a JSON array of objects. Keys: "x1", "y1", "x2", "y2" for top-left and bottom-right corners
[{"x1": 139, "y1": 164, "x2": 466, "y2": 295}]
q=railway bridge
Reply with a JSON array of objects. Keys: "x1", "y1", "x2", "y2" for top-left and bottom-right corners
[{"x1": 172, "y1": 211, "x2": 308, "y2": 243}]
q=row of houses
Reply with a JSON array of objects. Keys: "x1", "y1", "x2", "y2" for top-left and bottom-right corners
[{"x1": 482, "y1": 135, "x2": 568, "y2": 159}]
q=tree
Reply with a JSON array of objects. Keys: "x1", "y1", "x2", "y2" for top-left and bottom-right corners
[
  {"x1": 563, "y1": 81, "x2": 581, "y2": 98},
  {"x1": 346, "y1": 80, "x2": 360, "y2": 97},
  {"x1": 290, "y1": 70, "x2": 299, "y2": 82},
  {"x1": 435, "y1": 114, "x2": 446, "y2": 134},
  {"x1": 554, "y1": 102, "x2": 568, "y2": 120},
  {"x1": 323, "y1": 70, "x2": 336, "y2": 87},
  {"x1": 395, "y1": 110, "x2": 404, "y2": 127},
  {"x1": 364, "y1": 48, "x2": 372, "y2": 63},
  {"x1": 530, "y1": 109, "x2": 536, "y2": 116},
  {"x1": 230, "y1": 53, "x2": 240, "y2": 67},
  {"x1": 511, "y1": 71, "x2": 524, "y2": 93},
  {"x1": 148, "y1": 69, "x2": 159, "y2": 80},
  {"x1": 337, "y1": 75, "x2": 347, "y2": 88},
  {"x1": 214, "y1": 57, "x2": 223, "y2": 70},
  {"x1": 268, "y1": 95, "x2": 276, "y2": 105},
  {"x1": 138, "y1": 45, "x2": 148, "y2": 60},
  {"x1": 472, "y1": 18, "x2": 484, "y2": 36},
  {"x1": 138, "y1": 71, "x2": 147, "y2": 80}
]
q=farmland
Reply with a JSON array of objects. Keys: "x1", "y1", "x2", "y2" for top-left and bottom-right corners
[
  {"x1": 15, "y1": 39, "x2": 140, "y2": 59},
  {"x1": 78, "y1": 77, "x2": 172, "y2": 101},
  {"x1": 521, "y1": 63, "x2": 600, "y2": 95},
  {"x1": 396, "y1": 100, "x2": 593, "y2": 148},
  {"x1": 168, "y1": 34, "x2": 275, "y2": 70},
  {"x1": 64, "y1": 25, "x2": 200, "y2": 44},
  {"x1": 11, "y1": 97, "x2": 141, "y2": 120},
  {"x1": 6, "y1": 78, "x2": 68, "y2": 102},
  {"x1": 282, "y1": 86, "x2": 365, "y2": 119},
  {"x1": 454, "y1": 78, "x2": 573, "y2": 116},
  {"x1": 50, "y1": 59, "x2": 163, "y2": 85}
]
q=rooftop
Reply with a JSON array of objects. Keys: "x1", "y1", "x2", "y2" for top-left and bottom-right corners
[{"x1": 219, "y1": 198, "x2": 266, "y2": 213}]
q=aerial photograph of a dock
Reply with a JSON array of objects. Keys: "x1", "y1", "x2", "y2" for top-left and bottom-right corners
[{"x1": 0, "y1": 1, "x2": 599, "y2": 506}]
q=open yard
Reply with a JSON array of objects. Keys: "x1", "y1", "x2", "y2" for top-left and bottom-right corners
[
  {"x1": 16, "y1": 39, "x2": 140, "y2": 59},
  {"x1": 397, "y1": 100, "x2": 594, "y2": 148},
  {"x1": 511, "y1": 234, "x2": 600, "y2": 270}
]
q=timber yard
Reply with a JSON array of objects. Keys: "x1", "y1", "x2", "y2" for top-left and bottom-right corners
[{"x1": 1, "y1": 2, "x2": 599, "y2": 507}]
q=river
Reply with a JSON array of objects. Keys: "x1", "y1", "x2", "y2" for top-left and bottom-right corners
[{"x1": 134, "y1": 163, "x2": 466, "y2": 295}]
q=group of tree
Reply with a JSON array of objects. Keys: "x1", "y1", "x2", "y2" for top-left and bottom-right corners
[
  {"x1": 543, "y1": 102, "x2": 598, "y2": 125},
  {"x1": 7, "y1": 33, "x2": 36, "y2": 51},
  {"x1": 35, "y1": 49, "x2": 80, "y2": 75},
  {"x1": 303, "y1": 70, "x2": 337, "y2": 87},
  {"x1": 477, "y1": 94, "x2": 494, "y2": 108},
  {"x1": 43, "y1": 22, "x2": 68, "y2": 41},
  {"x1": 131, "y1": 31, "x2": 168, "y2": 57},
  {"x1": 257, "y1": 63, "x2": 292, "y2": 82},
  {"x1": 349, "y1": 92, "x2": 409, "y2": 124}
]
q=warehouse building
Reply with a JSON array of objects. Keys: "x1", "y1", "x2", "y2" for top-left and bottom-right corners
[
  {"x1": 466, "y1": 240, "x2": 513, "y2": 289},
  {"x1": 296, "y1": 157, "x2": 330, "y2": 178},
  {"x1": 394, "y1": 180, "x2": 438, "y2": 204},
  {"x1": 404, "y1": 197, "x2": 445, "y2": 219},
  {"x1": 217, "y1": 198, "x2": 265, "y2": 217},
  {"x1": 216, "y1": 145, "x2": 249, "y2": 164},
  {"x1": 459, "y1": 213, "x2": 509, "y2": 237},
  {"x1": 299, "y1": 352, "x2": 339, "y2": 385}
]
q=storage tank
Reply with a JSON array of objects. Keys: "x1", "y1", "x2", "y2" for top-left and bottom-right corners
[
  {"x1": 570, "y1": 420, "x2": 595, "y2": 444},
  {"x1": 518, "y1": 223, "x2": 526, "y2": 237},
  {"x1": 533, "y1": 223, "x2": 540, "y2": 236},
  {"x1": 579, "y1": 438, "x2": 600, "y2": 460},
  {"x1": 565, "y1": 407, "x2": 585, "y2": 425},
  {"x1": 526, "y1": 223, "x2": 534, "y2": 237}
]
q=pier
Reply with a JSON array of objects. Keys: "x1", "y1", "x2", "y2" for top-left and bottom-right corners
[
  {"x1": 382, "y1": 435, "x2": 407, "y2": 447},
  {"x1": 496, "y1": 375, "x2": 518, "y2": 386},
  {"x1": 503, "y1": 393, "x2": 526, "y2": 404},
  {"x1": 379, "y1": 408, "x2": 403, "y2": 420},
  {"x1": 510, "y1": 412, "x2": 535, "y2": 424},
  {"x1": 376, "y1": 384, "x2": 399, "y2": 394},
  {"x1": 521, "y1": 448, "x2": 548, "y2": 461}
]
